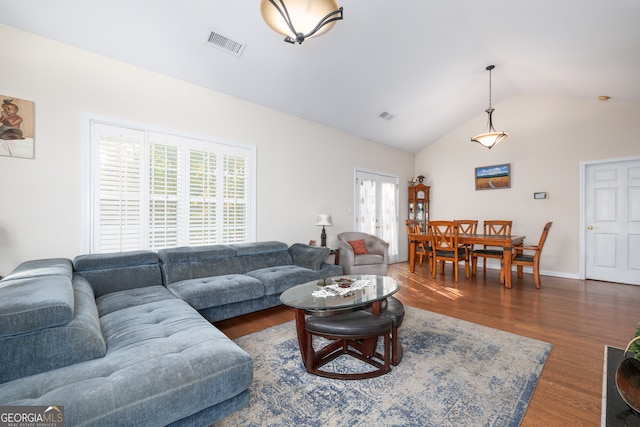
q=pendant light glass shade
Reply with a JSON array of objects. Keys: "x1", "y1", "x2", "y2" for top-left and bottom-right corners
[
  {"x1": 260, "y1": 0, "x2": 343, "y2": 44},
  {"x1": 471, "y1": 108, "x2": 509, "y2": 149},
  {"x1": 471, "y1": 65, "x2": 509, "y2": 150}
]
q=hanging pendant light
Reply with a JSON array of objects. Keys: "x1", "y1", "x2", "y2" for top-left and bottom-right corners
[
  {"x1": 471, "y1": 65, "x2": 509, "y2": 149},
  {"x1": 260, "y1": 0, "x2": 343, "y2": 45}
]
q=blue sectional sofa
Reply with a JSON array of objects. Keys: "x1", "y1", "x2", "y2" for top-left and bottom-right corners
[{"x1": 0, "y1": 242, "x2": 341, "y2": 426}]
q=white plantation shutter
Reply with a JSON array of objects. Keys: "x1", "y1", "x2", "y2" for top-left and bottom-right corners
[
  {"x1": 189, "y1": 147, "x2": 217, "y2": 245},
  {"x1": 148, "y1": 134, "x2": 182, "y2": 250},
  {"x1": 87, "y1": 119, "x2": 254, "y2": 253},
  {"x1": 93, "y1": 124, "x2": 145, "y2": 252},
  {"x1": 223, "y1": 151, "x2": 249, "y2": 243}
]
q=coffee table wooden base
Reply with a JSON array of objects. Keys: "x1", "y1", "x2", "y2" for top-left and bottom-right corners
[
  {"x1": 305, "y1": 336, "x2": 391, "y2": 380},
  {"x1": 304, "y1": 310, "x2": 392, "y2": 380}
]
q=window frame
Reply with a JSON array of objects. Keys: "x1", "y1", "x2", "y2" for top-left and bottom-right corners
[{"x1": 81, "y1": 113, "x2": 256, "y2": 253}]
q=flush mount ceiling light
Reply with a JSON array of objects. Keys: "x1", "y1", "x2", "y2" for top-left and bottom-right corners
[
  {"x1": 471, "y1": 65, "x2": 509, "y2": 150},
  {"x1": 260, "y1": 0, "x2": 343, "y2": 45}
]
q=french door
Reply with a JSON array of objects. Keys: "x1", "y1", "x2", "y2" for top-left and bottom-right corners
[
  {"x1": 584, "y1": 157, "x2": 640, "y2": 285},
  {"x1": 355, "y1": 170, "x2": 399, "y2": 263}
]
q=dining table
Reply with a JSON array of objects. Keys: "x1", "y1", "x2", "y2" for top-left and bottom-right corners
[{"x1": 408, "y1": 232, "x2": 526, "y2": 288}]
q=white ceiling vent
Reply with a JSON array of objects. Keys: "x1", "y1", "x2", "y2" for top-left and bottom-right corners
[
  {"x1": 205, "y1": 30, "x2": 246, "y2": 58},
  {"x1": 378, "y1": 111, "x2": 395, "y2": 121}
]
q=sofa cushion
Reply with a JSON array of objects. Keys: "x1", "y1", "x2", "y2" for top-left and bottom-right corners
[
  {"x1": 158, "y1": 245, "x2": 242, "y2": 285},
  {"x1": 289, "y1": 243, "x2": 330, "y2": 271},
  {"x1": 0, "y1": 276, "x2": 74, "y2": 337},
  {"x1": 232, "y1": 241, "x2": 288, "y2": 256},
  {"x1": 0, "y1": 286, "x2": 253, "y2": 427},
  {"x1": 158, "y1": 245, "x2": 236, "y2": 264},
  {"x1": 0, "y1": 275, "x2": 106, "y2": 384},
  {"x1": 1, "y1": 258, "x2": 73, "y2": 281},
  {"x1": 247, "y1": 265, "x2": 328, "y2": 295},
  {"x1": 73, "y1": 250, "x2": 162, "y2": 297},
  {"x1": 167, "y1": 274, "x2": 264, "y2": 310},
  {"x1": 96, "y1": 284, "x2": 178, "y2": 317}
]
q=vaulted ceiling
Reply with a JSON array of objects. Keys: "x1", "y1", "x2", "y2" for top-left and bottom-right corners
[{"x1": 2, "y1": 0, "x2": 639, "y2": 153}]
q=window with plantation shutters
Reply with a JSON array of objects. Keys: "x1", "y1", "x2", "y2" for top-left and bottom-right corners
[{"x1": 86, "y1": 119, "x2": 255, "y2": 253}]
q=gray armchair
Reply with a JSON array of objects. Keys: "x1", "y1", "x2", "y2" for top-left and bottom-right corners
[{"x1": 337, "y1": 232, "x2": 389, "y2": 275}]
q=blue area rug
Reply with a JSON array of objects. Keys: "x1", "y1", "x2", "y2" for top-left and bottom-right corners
[{"x1": 215, "y1": 305, "x2": 552, "y2": 427}]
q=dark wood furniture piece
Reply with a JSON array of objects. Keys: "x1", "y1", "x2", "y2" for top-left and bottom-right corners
[
  {"x1": 456, "y1": 219, "x2": 479, "y2": 263},
  {"x1": 409, "y1": 232, "x2": 526, "y2": 288},
  {"x1": 429, "y1": 220, "x2": 469, "y2": 282},
  {"x1": 279, "y1": 275, "x2": 400, "y2": 378},
  {"x1": 408, "y1": 183, "x2": 430, "y2": 233},
  {"x1": 471, "y1": 220, "x2": 513, "y2": 280},
  {"x1": 304, "y1": 311, "x2": 392, "y2": 379},
  {"x1": 508, "y1": 222, "x2": 553, "y2": 288},
  {"x1": 328, "y1": 248, "x2": 340, "y2": 265},
  {"x1": 376, "y1": 296, "x2": 405, "y2": 366},
  {"x1": 405, "y1": 219, "x2": 430, "y2": 268}
]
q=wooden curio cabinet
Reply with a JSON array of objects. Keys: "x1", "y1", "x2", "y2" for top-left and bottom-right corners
[{"x1": 408, "y1": 183, "x2": 430, "y2": 232}]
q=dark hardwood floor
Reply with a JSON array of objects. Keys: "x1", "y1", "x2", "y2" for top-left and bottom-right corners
[{"x1": 215, "y1": 262, "x2": 640, "y2": 426}]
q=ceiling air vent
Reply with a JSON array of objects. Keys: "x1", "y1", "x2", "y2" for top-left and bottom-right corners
[
  {"x1": 378, "y1": 111, "x2": 395, "y2": 121},
  {"x1": 205, "y1": 30, "x2": 246, "y2": 58}
]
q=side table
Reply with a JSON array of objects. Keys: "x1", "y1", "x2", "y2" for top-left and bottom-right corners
[{"x1": 327, "y1": 248, "x2": 340, "y2": 265}]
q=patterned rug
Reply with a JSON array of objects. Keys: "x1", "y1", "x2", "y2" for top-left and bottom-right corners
[{"x1": 215, "y1": 305, "x2": 552, "y2": 427}]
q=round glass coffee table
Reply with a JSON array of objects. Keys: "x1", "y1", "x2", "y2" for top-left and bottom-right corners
[{"x1": 280, "y1": 275, "x2": 400, "y2": 372}]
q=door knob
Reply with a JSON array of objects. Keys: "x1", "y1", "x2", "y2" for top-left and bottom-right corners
[{"x1": 587, "y1": 225, "x2": 594, "y2": 230}]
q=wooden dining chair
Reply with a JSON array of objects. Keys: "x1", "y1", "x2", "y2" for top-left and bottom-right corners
[
  {"x1": 429, "y1": 220, "x2": 469, "y2": 282},
  {"x1": 505, "y1": 222, "x2": 553, "y2": 288},
  {"x1": 455, "y1": 220, "x2": 478, "y2": 263},
  {"x1": 471, "y1": 220, "x2": 512, "y2": 280},
  {"x1": 405, "y1": 219, "x2": 430, "y2": 268}
]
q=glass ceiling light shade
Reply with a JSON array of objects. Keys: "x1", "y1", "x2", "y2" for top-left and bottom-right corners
[
  {"x1": 260, "y1": 0, "x2": 343, "y2": 44},
  {"x1": 471, "y1": 65, "x2": 509, "y2": 150}
]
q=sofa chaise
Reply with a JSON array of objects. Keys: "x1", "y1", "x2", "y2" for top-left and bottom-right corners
[{"x1": 0, "y1": 241, "x2": 341, "y2": 426}]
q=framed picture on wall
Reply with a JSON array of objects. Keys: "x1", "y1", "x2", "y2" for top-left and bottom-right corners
[
  {"x1": 0, "y1": 95, "x2": 35, "y2": 159},
  {"x1": 475, "y1": 163, "x2": 511, "y2": 190}
]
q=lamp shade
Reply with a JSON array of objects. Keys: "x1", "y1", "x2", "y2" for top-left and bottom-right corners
[
  {"x1": 471, "y1": 65, "x2": 509, "y2": 149},
  {"x1": 316, "y1": 214, "x2": 332, "y2": 226},
  {"x1": 260, "y1": 0, "x2": 342, "y2": 44},
  {"x1": 471, "y1": 130, "x2": 509, "y2": 149}
]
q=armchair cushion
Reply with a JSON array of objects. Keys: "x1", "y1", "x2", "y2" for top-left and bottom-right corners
[
  {"x1": 354, "y1": 254, "x2": 384, "y2": 266},
  {"x1": 348, "y1": 239, "x2": 368, "y2": 255}
]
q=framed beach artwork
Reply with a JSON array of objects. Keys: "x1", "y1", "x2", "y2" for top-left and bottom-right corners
[
  {"x1": 475, "y1": 163, "x2": 511, "y2": 190},
  {"x1": 0, "y1": 95, "x2": 35, "y2": 159}
]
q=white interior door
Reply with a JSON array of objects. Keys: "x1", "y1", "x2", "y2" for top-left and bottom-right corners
[
  {"x1": 355, "y1": 170, "x2": 399, "y2": 263},
  {"x1": 584, "y1": 158, "x2": 640, "y2": 285}
]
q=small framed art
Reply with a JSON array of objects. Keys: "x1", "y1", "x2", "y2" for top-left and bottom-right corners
[
  {"x1": 0, "y1": 95, "x2": 35, "y2": 159},
  {"x1": 475, "y1": 163, "x2": 511, "y2": 190}
]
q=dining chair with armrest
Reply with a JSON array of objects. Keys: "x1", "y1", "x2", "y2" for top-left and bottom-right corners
[
  {"x1": 503, "y1": 222, "x2": 552, "y2": 288},
  {"x1": 429, "y1": 220, "x2": 469, "y2": 282},
  {"x1": 472, "y1": 220, "x2": 513, "y2": 280}
]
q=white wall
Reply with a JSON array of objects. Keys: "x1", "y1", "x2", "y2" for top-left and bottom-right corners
[
  {"x1": 0, "y1": 25, "x2": 414, "y2": 275},
  {"x1": 415, "y1": 95, "x2": 640, "y2": 278}
]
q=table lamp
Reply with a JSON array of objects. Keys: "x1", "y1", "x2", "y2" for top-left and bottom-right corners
[{"x1": 315, "y1": 214, "x2": 332, "y2": 247}]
